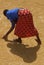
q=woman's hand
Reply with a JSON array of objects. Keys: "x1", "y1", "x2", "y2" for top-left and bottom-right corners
[{"x1": 2, "y1": 35, "x2": 8, "y2": 41}]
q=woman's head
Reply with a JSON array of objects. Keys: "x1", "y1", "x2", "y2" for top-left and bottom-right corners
[{"x1": 3, "y1": 9, "x2": 8, "y2": 16}]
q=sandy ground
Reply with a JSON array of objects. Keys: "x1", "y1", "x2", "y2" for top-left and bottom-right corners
[{"x1": 0, "y1": 0, "x2": 44, "y2": 65}]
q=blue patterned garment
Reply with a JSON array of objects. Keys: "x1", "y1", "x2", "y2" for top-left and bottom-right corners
[{"x1": 6, "y1": 8, "x2": 19, "y2": 22}]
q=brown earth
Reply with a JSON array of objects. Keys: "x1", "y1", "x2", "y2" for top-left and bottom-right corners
[{"x1": 0, "y1": 0, "x2": 44, "y2": 65}]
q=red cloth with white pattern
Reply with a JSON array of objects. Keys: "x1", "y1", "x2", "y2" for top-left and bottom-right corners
[{"x1": 14, "y1": 9, "x2": 38, "y2": 38}]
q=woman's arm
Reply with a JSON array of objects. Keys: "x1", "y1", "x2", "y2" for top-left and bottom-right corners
[{"x1": 2, "y1": 21, "x2": 15, "y2": 41}]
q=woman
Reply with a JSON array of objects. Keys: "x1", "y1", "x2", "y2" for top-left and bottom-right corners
[{"x1": 3, "y1": 8, "x2": 41, "y2": 44}]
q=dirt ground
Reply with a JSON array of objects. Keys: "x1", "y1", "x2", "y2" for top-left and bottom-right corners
[{"x1": 0, "y1": 0, "x2": 44, "y2": 65}]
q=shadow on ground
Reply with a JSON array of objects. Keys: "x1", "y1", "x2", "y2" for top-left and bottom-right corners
[{"x1": 7, "y1": 40, "x2": 41, "y2": 63}]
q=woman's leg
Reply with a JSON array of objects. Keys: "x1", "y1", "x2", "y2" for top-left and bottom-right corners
[
  {"x1": 35, "y1": 34, "x2": 41, "y2": 45},
  {"x1": 14, "y1": 37, "x2": 22, "y2": 43},
  {"x1": 17, "y1": 37, "x2": 22, "y2": 43}
]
